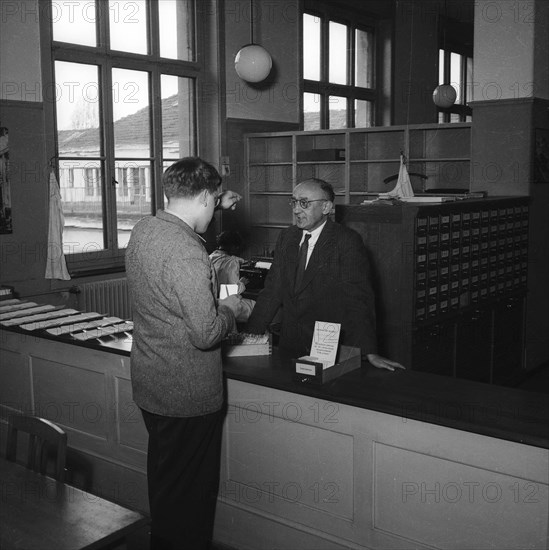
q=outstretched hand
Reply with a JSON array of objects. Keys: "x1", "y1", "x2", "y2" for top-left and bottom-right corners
[
  {"x1": 217, "y1": 190, "x2": 242, "y2": 211},
  {"x1": 366, "y1": 353, "x2": 406, "y2": 371}
]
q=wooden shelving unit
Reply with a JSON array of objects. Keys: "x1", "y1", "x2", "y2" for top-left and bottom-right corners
[{"x1": 244, "y1": 123, "x2": 472, "y2": 254}]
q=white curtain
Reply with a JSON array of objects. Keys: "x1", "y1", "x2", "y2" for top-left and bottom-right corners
[{"x1": 45, "y1": 171, "x2": 71, "y2": 280}]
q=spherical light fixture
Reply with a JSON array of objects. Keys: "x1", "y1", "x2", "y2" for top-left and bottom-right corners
[
  {"x1": 433, "y1": 84, "x2": 457, "y2": 109},
  {"x1": 234, "y1": 0, "x2": 272, "y2": 84},
  {"x1": 235, "y1": 44, "x2": 272, "y2": 83}
]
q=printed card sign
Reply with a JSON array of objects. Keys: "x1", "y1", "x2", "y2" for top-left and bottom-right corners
[{"x1": 307, "y1": 321, "x2": 341, "y2": 368}]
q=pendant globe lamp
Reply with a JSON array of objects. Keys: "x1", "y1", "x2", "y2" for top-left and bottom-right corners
[
  {"x1": 433, "y1": 83, "x2": 457, "y2": 108},
  {"x1": 433, "y1": 1, "x2": 457, "y2": 109},
  {"x1": 234, "y1": 0, "x2": 272, "y2": 83}
]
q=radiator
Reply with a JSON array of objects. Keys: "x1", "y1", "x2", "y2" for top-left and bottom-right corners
[{"x1": 79, "y1": 279, "x2": 132, "y2": 320}]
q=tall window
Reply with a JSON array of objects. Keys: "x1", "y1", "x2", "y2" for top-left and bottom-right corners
[
  {"x1": 47, "y1": 0, "x2": 198, "y2": 267},
  {"x1": 302, "y1": 8, "x2": 375, "y2": 130},
  {"x1": 438, "y1": 49, "x2": 473, "y2": 123}
]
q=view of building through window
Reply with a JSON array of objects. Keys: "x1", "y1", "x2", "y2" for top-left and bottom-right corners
[{"x1": 51, "y1": 0, "x2": 197, "y2": 259}]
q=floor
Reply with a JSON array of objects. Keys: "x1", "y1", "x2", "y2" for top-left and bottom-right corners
[{"x1": 118, "y1": 523, "x2": 235, "y2": 550}]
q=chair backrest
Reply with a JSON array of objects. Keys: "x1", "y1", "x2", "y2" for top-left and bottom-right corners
[{"x1": 6, "y1": 415, "x2": 67, "y2": 481}]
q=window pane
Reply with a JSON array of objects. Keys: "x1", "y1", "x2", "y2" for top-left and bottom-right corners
[
  {"x1": 55, "y1": 62, "x2": 101, "y2": 156},
  {"x1": 329, "y1": 21, "x2": 347, "y2": 85},
  {"x1": 109, "y1": 0, "x2": 147, "y2": 54},
  {"x1": 439, "y1": 49, "x2": 445, "y2": 84},
  {"x1": 450, "y1": 52, "x2": 462, "y2": 103},
  {"x1": 466, "y1": 56, "x2": 473, "y2": 103},
  {"x1": 51, "y1": 0, "x2": 96, "y2": 46},
  {"x1": 303, "y1": 93, "x2": 321, "y2": 131},
  {"x1": 355, "y1": 100, "x2": 372, "y2": 127},
  {"x1": 355, "y1": 29, "x2": 373, "y2": 88},
  {"x1": 329, "y1": 96, "x2": 347, "y2": 128},
  {"x1": 161, "y1": 75, "x2": 196, "y2": 159},
  {"x1": 303, "y1": 14, "x2": 321, "y2": 80},
  {"x1": 159, "y1": 0, "x2": 195, "y2": 61},
  {"x1": 60, "y1": 159, "x2": 105, "y2": 254},
  {"x1": 115, "y1": 160, "x2": 152, "y2": 248},
  {"x1": 112, "y1": 68, "x2": 150, "y2": 158}
]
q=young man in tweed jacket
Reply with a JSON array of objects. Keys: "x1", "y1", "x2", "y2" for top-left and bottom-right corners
[{"x1": 126, "y1": 157, "x2": 243, "y2": 549}]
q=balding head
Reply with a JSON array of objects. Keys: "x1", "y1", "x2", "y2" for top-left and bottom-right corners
[{"x1": 291, "y1": 178, "x2": 334, "y2": 231}]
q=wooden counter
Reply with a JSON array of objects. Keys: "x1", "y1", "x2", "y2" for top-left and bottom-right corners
[{"x1": 1, "y1": 326, "x2": 548, "y2": 549}]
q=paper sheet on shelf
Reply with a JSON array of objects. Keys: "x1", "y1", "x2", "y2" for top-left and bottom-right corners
[{"x1": 379, "y1": 154, "x2": 414, "y2": 199}]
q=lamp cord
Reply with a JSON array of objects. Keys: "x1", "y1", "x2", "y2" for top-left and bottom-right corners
[
  {"x1": 250, "y1": 0, "x2": 254, "y2": 44},
  {"x1": 406, "y1": 1, "x2": 414, "y2": 132}
]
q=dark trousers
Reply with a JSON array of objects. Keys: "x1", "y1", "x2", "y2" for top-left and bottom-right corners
[{"x1": 141, "y1": 408, "x2": 225, "y2": 550}]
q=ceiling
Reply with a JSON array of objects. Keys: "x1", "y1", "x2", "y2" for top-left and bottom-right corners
[{"x1": 333, "y1": 0, "x2": 475, "y2": 25}]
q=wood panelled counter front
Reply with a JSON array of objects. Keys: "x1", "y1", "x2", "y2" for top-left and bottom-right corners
[{"x1": 0, "y1": 328, "x2": 547, "y2": 550}]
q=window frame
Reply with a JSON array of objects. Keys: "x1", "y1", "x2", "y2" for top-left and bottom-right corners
[
  {"x1": 41, "y1": 0, "x2": 205, "y2": 274},
  {"x1": 437, "y1": 48, "x2": 473, "y2": 123},
  {"x1": 437, "y1": 16, "x2": 474, "y2": 124},
  {"x1": 302, "y1": 3, "x2": 378, "y2": 130}
]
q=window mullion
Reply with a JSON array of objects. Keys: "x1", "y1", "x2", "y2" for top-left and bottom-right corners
[
  {"x1": 148, "y1": 0, "x2": 159, "y2": 57},
  {"x1": 150, "y1": 66, "x2": 163, "y2": 213},
  {"x1": 348, "y1": 26, "x2": 354, "y2": 127},
  {"x1": 321, "y1": 17, "x2": 329, "y2": 127},
  {"x1": 348, "y1": 26, "x2": 354, "y2": 87},
  {"x1": 97, "y1": 0, "x2": 118, "y2": 252},
  {"x1": 101, "y1": 61, "x2": 118, "y2": 252},
  {"x1": 96, "y1": 0, "x2": 109, "y2": 50}
]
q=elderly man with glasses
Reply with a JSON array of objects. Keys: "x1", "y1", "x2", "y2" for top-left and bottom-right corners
[{"x1": 247, "y1": 177, "x2": 404, "y2": 371}]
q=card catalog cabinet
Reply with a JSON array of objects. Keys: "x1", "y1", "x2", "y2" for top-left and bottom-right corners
[{"x1": 336, "y1": 198, "x2": 529, "y2": 384}]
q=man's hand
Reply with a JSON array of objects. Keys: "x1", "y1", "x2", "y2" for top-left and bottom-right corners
[
  {"x1": 217, "y1": 190, "x2": 242, "y2": 211},
  {"x1": 237, "y1": 277, "x2": 249, "y2": 294},
  {"x1": 366, "y1": 353, "x2": 406, "y2": 372},
  {"x1": 219, "y1": 294, "x2": 243, "y2": 318}
]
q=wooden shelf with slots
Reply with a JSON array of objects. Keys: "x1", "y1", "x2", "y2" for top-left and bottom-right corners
[
  {"x1": 349, "y1": 126, "x2": 404, "y2": 197},
  {"x1": 408, "y1": 124, "x2": 471, "y2": 193},
  {"x1": 244, "y1": 122, "x2": 472, "y2": 259}
]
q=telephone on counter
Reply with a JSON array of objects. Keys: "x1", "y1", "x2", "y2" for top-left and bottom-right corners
[{"x1": 239, "y1": 257, "x2": 272, "y2": 291}]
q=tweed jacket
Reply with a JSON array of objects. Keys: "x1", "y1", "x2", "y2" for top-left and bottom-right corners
[
  {"x1": 126, "y1": 210, "x2": 236, "y2": 417},
  {"x1": 247, "y1": 219, "x2": 378, "y2": 357}
]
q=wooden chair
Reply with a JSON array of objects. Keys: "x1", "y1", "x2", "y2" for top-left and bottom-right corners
[{"x1": 6, "y1": 415, "x2": 67, "y2": 481}]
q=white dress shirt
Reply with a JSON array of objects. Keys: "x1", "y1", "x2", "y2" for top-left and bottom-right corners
[{"x1": 299, "y1": 220, "x2": 327, "y2": 268}]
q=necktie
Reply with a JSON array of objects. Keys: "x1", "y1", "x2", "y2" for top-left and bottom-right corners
[{"x1": 294, "y1": 233, "x2": 311, "y2": 291}]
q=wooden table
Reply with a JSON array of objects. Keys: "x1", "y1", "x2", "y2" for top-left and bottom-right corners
[{"x1": 0, "y1": 458, "x2": 149, "y2": 550}]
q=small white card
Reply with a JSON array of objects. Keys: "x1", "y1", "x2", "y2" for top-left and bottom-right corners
[
  {"x1": 295, "y1": 361, "x2": 317, "y2": 375},
  {"x1": 309, "y1": 321, "x2": 341, "y2": 369},
  {"x1": 220, "y1": 284, "x2": 239, "y2": 299}
]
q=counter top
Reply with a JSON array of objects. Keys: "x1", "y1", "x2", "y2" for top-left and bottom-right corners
[
  {"x1": 223, "y1": 350, "x2": 549, "y2": 449},
  {"x1": 2, "y1": 324, "x2": 548, "y2": 450}
]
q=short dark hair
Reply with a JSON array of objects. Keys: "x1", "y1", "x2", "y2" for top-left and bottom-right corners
[
  {"x1": 298, "y1": 178, "x2": 335, "y2": 202},
  {"x1": 216, "y1": 230, "x2": 243, "y2": 253},
  {"x1": 163, "y1": 157, "x2": 221, "y2": 199}
]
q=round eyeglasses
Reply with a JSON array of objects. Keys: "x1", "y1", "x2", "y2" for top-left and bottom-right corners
[{"x1": 289, "y1": 198, "x2": 326, "y2": 209}]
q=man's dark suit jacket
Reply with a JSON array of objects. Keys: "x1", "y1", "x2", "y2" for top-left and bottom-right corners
[{"x1": 247, "y1": 219, "x2": 378, "y2": 357}]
